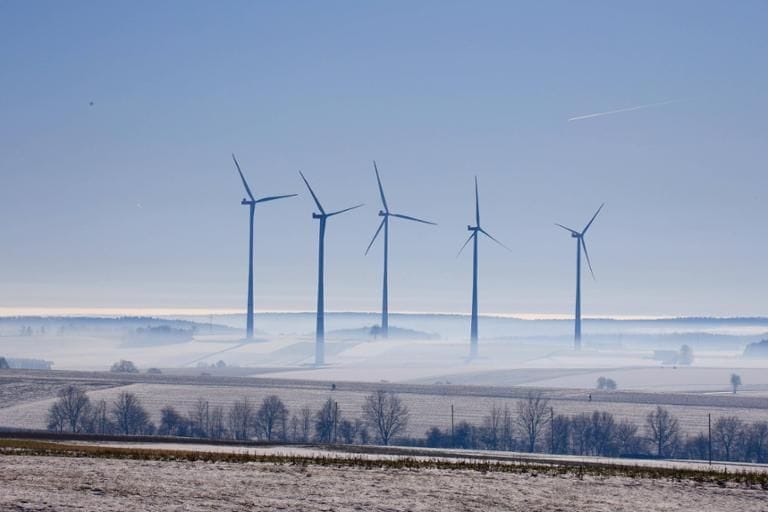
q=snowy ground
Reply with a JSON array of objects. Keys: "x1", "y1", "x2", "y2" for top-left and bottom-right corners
[
  {"x1": 1, "y1": 452, "x2": 767, "y2": 511},
  {"x1": 67, "y1": 440, "x2": 768, "y2": 474},
  {"x1": 2, "y1": 371, "x2": 768, "y2": 438}
]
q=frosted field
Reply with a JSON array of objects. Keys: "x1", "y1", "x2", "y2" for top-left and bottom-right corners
[
  {"x1": 2, "y1": 372, "x2": 768, "y2": 438},
  {"x1": 1, "y1": 453, "x2": 767, "y2": 511},
  {"x1": 69, "y1": 441, "x2": 768, "y2": 474}
]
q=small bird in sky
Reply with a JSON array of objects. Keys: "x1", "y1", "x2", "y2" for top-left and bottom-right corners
[{"x1": 89, "y1": 101, "x2": 94, "y2": 107}]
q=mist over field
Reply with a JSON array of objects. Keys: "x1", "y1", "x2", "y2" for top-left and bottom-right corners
[{"x1": 2, "y1": 313, "x2": 768, "y2": 389}]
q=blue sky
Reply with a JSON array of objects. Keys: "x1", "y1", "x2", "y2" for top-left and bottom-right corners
[{"x1": 1, "y1": 1, "x2": 766, "y2": 317}]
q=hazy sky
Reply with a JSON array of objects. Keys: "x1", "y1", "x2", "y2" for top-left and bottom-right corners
[{"x1": 1, "y1": 1, "x2": 767, "y2": 317}]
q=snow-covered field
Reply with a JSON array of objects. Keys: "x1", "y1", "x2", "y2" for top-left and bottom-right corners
[
  {"x1": 2, "y1": 371, "x2": 768, "y2": 438},
  {"x1": 1, "y1": 451, "x2": 766, "y2": 511},
  {"x1": 69, "y1": 440, "x2": 768, "y2": 474}
]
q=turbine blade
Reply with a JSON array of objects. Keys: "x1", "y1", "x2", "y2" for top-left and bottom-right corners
[
  {"x1": 581, "y1": 237, "x2": 595, "y2": 279},
  {"x1": 457, "y1": 232, "x2": 475, "y2": 256},
  {"x1": 373, "y1": 161, "x2": 389, "y2": 212},
  {"x1": 232, "y1": 154, "x2": 255, "y2": 201},
  {"x1": 555, "y1": 223, "x2": 579, "y2": 235},
  {"x1": 298, "y1": 171, "x2": 325, "y2": 214},
  {"x1": 365, "y1": 218, "x2": 386, "y2": 255},
  {"x1": 254, "y1": 193, "x2": 297, "y2": 204},
  {"x1": 480, "y1": 228, "x2": 512, "y2": 252},
  {"x1": 474, "y1": 176, "x2": 480, "y2": 227},
  {"x1": 390, "y1": 213, "x2": 437, "y2": 225},
  {"x1": 327, "y1": 203, "x2": 364, "y2": 217},
  {"x1": 582, "y1": 203, "x2": 605, "y2": 234}
]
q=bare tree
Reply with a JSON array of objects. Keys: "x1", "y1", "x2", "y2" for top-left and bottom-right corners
[
  {"x1": 645, "y1": 406, "x2": 680, "y2": 457},
  {"x1": 47, "y1": 402, "x2": 66, "y2": 432},
  {"x1": 228, "y1": 397, "x2": 255, "y2": 441},
  {"x1": 188, "y1": 398, "x2": 210, "y2": 438},
  {"x1": 569, "y1": 413, "x2": 591, "y2": 455},
  {"x1": 713, "y1": 415, "x2": 744, "y2": 461},
  {"x1": 83, "y1": 399, "x2": 112, "y2": 434},
  {"x1": 481, "y1": 403, "x2": 503, "y2": 450},
  {"x1": 731, "y1": 373, "x2": 742, "y2": 394},
  {"x1": 300, "y1": 406, "x2": 313, "y2": 442},
  {"x1": 501, "y1": 404, "x2": 515, "y2": 451},
  {"x1": 596, "y1": 377, "x2": 607, "y2": 390},
  {"x1": 289, "y1": 415, "x2": 301, "y2": 442},
  {"x1": 515, "y1": 392, "x2": 550, "y2": 452},
  {"x1": 615, "y1": 419, "x2": 644, "y2": 456},
  {"x1": 110, "y1": 360, "x2": 139, "y2": 373},
  {"x1": 589, "y1": 411, "x2": 616, "y2": 456},
  {"x1": 684, "y1": 432, "x2": 710, "y2": 460},
  {"x1": 745, "y1": 421, "x2": 768, "y2": 463},
  {"x1": 111, "y1": 392, "x2": 150, "y2": 435},
  {"x1": 596, "y1": 377, "x2": 617, "y2": 391},
  {"x1": 48, "y1": 385, "x2": 91, "y2": 432},
  {"x1": 362, "y1": 390, "x2": 409, "y2": 446},
  {"x1": 338, "y1": 418, "x2": 360, "y2": 444},
  {"x1": 315, "y1": 398, "x2": 338, "y2": 443},
  {"x1": 550, "y1": 414, "x2": 570, "y2": 454},
  {"x1": 256, "y1": 395, "x2": 289, "y2": 441},
  {"x1": 159, "y1": 406, "x2": 190, "y2": 436},
  {"x1": 209, "y1": 406, "x2": 226, "y2": 440}
]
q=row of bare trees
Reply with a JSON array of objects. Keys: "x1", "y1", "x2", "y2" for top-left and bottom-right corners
[
  {"x1": 46, "y1": 386, "x2": 767, "y2": 463},
  {"x1": 424, "y1": 392, "x2": 768, "y2": 463},
  {"x1": 47, "y1": 386, "x2": 151, "y2": 435},
  {"x1": 46, "y1": 386, "x2": 409, "y2": 446}
]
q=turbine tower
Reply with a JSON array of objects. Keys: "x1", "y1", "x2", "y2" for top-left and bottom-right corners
[
  {"x1": 299, "y1": 171, "x2": 363, "y2": 366},
  {"x1": 365, "y1": 161, "x2": 436, "y2": 338},
  {"x1": 231, "y1": 154, "x2": 296, "y2": 340},
  {"x1": 556, "y1": 203, "x2": 604, "y2": 351},
  {"x1": 458, "y1": 177, "x2": 511, "y2": 358}
]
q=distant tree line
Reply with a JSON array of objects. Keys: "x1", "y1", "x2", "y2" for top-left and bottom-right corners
[{"x1": 45, "y1": 386, "x2": 768, "y2": 464}]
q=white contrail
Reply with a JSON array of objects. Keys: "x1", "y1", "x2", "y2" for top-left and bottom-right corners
[{"x1": 568, "y1": 99, "x2": 682, "y2": 122}]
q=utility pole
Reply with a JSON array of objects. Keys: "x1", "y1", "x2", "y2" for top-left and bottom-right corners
[{"x1": 708, "y1": 413, "x2": 712, "y2": 465}]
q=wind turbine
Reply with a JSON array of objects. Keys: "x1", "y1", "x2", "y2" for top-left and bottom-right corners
[
  {"x1": 231, "y1": 154, "x2": 296, "y2": 340},
  {"x1": 458, "y1": 177, "x2": 511, "y2": 358},
  {"x1": 299, "y1": 171, "x2": 363, "y2": 366},
  {"x1": 365, "y1": 161, "x2": 436, "y2": 338},
  {"x1": 555, "y1": 203, "x2": 605, "y2": 351}
]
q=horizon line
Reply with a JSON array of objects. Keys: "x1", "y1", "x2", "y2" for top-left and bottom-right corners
[{"x1": 0, "y1": 307, "x2": 764, "y2": 322}]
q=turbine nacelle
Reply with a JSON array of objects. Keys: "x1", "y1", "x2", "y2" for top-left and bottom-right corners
[
  {"x1": 556, "y1": 203, "x2": 605, "y2": 280},
  {"x1": 312, "y1": 212, "x2": 324, "y2": 219},
  {"x1": 468, "y1": 225, "x2": 479, "y2": 232},
  {"x1": 378, "y1": 210, "x2": 387, "y2": 217}
]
